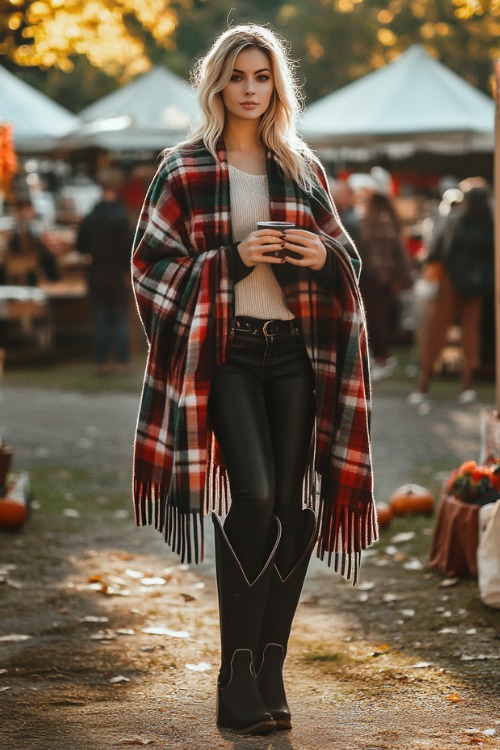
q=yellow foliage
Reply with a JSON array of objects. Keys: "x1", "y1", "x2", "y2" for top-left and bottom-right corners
[
  {"x1": 453, "y1": 0, "x2": 500, "y2": 16},
  {"x1": 3, "y1": 0, "x2": 178, "y2": 78}
]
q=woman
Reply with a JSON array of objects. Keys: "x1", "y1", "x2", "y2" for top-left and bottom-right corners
[
  {"x1": 410, "y1": 185, "x2": 494, "y2": 404},
  {"x1": 356, "y1": 191, "x2": 411, "y2": 380},
  {"x1": 132, "y1": 24, "x2": 377, "y2": 736}
]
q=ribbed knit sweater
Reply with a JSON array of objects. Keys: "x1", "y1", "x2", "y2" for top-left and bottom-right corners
[{"x1": 229, "y1": 164, "x2": 294, "y2": 320}]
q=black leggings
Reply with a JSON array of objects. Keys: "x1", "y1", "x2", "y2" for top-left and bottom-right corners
[{"x1": 208, "y1": 319, "x2": 316, "y2": 580}]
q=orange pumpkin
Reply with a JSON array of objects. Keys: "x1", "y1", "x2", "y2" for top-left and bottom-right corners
[
  {"x1": 376, "y1": 502, "x2": 393, "y2": 529},
  {"x1": 389, "y1": 483, "x2": 435, "y2": 516},
  {"x1": 0, "y1": 498, "x2": 28, "y2": 529}
]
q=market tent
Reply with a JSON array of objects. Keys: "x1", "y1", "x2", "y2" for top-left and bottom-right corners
[
  {"x1": 0, "y1": 65, "x2": 78, "y2": 152},
  {"x1": 59, "y1": 66, "x2": 200, "y2": 152},
  {"x1": 300, "y1": 45, "x2": 495, "y2": 158}
]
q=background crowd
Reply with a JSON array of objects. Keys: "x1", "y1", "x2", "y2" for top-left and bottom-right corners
[{"x1": 0, "y1": 161, "x2": 496, "y2": 397}]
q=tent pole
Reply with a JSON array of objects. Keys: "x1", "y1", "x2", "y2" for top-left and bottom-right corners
[
  {"x1": 495, "y1": 59, "x2": 500, "y2": 415},
  {"x1": 480, "y1": 59, "x2": 500, "y2": 463}
]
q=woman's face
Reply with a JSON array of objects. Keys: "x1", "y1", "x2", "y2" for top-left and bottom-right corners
[{"x1": 221, "y1": 46, "x2": 274, "y2": 124}]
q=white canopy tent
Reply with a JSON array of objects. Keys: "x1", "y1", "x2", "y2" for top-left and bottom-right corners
[
  {"x1": 300, "y1": 45, "x2": 495, "y2": 159},
  {"x1": 58, "y1": 66, "x2": 200, "y2": 152},
  {"x1": 0, "y1": 65, "x2": 78, "y2": 152}
]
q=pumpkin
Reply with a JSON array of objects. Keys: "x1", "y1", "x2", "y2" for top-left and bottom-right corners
[
  {"x1": 389, "y1": 483, "x2": 435, "y2": 516},
  {"x1": 0, "y1": 498, "x2": 28, "y2": 530},
  {"x1": 376, "y1": 502, "x2": 393, "y2": 529}
]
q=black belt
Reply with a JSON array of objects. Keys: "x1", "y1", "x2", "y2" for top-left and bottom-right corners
[{"x1": 233, "y1": 316, "x2": 299, "y2": 337}]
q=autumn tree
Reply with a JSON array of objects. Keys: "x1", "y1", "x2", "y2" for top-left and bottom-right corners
[
  {"x1": 0, "y1": 0, "x2": 177, "y2": 79},
  {"x1": 0, "y1": 0, "x2": 499, "y2": 110},
  {"x1": 272, "y1": 0, "x2": 500, "y2": 101}
]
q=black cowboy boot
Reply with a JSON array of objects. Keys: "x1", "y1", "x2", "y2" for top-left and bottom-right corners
[
  {"x1": 256, "y1": 508, "x2": 317, "y2": 730},
  {"x1": 212, "y1": 513, "x2": 281, "y2": 735}
]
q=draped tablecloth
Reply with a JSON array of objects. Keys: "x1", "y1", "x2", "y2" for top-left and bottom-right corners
[{"x1": 429, "y1": 493, "x2": 479, "y2": 577}]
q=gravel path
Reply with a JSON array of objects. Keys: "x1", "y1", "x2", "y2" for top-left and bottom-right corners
[{"x1": 1, "y1": 380, "x2": 499, "y2": 750}]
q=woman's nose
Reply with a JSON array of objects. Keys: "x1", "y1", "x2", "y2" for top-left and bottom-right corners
[{"x1": 245, "y1": 78, "x2": 255, "y2": 93}]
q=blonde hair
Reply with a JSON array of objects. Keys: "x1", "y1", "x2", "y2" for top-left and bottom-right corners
[{"x1": 178, "y1": 25, "x2": 317, "y2": 192}]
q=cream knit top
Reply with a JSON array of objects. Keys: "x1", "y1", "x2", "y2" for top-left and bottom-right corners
[{"x1": 229, "y1": 164, "x2": 294, "y2": 321}]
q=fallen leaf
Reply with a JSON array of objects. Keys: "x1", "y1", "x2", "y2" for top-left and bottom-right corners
[
  {"x1": 180, "y1": 593, "x2": 196, "y2": 602},
  {"x1": 382, "y1": 594, "x2": 399, "y2": 603},
  {"x1": 393, "y1": 552, "x2": 408, "y2": 562},
  {"x1": 411, "y1": 661, "x2": 432, "y2": 669},
  {"x1": 439, "y1": 627, "x2": 459, "y2": 634},
  {"x1": 0, "y1": 565, "x2": 17, "y2": 575},
  {"x1": 140, "y1": 577, "x2": 166, "y2": 586},
  {"x1": 357, "y1": 581, "x2": 375, "y2": 591},
  {"x1": 116, "y1": 629, "x2": 135, "y2": 636},
  {"x1": 109, "y1": 576, "x2": 128, "y2": 586},
  {"x1": 300, "y1": 596, "x2": 319, "y2": 605},
  {"x1": 391, "y1": 532, "x2": 416, "y2": 543},
  {"x1": 116, "y1": 739, "x2": 154, "y2": 746},
  {"x1": 185, "y1": 662, "x2": 211, "y2": 672},
  {"x1": 6, "y1": 579, "x2": 23, "y2": 589},
  {"x1": 0, "y1": 634, "x2": 32, "y2": 642},
  {"x1": 142, "y1": 627, "x2": 190, "y2": 638},
  {"x1": 90, "y1": 631, "x2": 117, "y2": 641},
  {"x1": 400, "y1": 609, "x2": 416, "y2": 618},
  {"x1": 63, "y1": 509, "x2": 81, "y2": 518},
  {"x1": 371, "y1": 644, "x2": 391, "y2": 656},
  {"x1": 439, "y1": 578, "x2": 459, "y2": 587},
  {"x1": 111, "y1": 551, "x2": 135, "y2": 562},
  {"x1": 403, "y1": 559, "x2": 424, "y2": 571},
  {"x1": 125, "y1": 570, "x2": 143, "y2": 579},
  {"x1": 447, "y1": 693, "x2": 461, "y2": 702},
  {"x1": 385, "y1": 545, "x2": 399, "y2": 556},
  {"x1": 81, "y1": 616, "x2": 109, "y2": 623},
  {"x1": 109, "y1": 675, "x2": 131, "y2": 684}
]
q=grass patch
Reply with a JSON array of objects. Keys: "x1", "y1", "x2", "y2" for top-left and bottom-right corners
[
  {"x1": 374, "y1": 344, "x2": 496, "y2": 403},
  {"x1": 27, "y1": 465, "x2": 132, "y2": 523},
  {"x1": 4, "y1": 359, "x2": 145, "y2": 395},
  {"x1": 303, "y1": 649, "x2": 351, "y2": 665}
]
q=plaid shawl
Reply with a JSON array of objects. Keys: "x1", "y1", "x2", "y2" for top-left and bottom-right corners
[{"x1": 132, "y1": 139, "x2": 377, "y2": 583}]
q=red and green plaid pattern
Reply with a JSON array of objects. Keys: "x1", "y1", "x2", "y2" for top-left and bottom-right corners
[{"x1": 132, "y1": 140, "x2": 377, "y2": 582}]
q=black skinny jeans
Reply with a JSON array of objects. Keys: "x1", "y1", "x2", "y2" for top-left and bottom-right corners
[{"x1": 208, "y1": 319, "x2": 316, "y2": 581}]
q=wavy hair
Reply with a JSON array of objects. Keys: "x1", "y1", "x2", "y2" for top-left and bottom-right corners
[{"x1": 175, "y1": 25, "x2": 317, "y2": 192}]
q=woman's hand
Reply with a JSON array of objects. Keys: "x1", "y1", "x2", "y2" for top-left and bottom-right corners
[
  {"x1": 237, "y1": 228, "x2": 327, "y2": 270},
  {"x1": 237, "y1": 228, "x2": 291, "y2": 267},
  {"x1": 281, "y1": 229, "x2": 327, "y2": 271}
]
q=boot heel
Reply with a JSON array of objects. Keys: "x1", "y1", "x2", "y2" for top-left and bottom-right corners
[
  {"x1": 257, "y1": 643, "x2": 291, "y2": 730},
  {"x1": 216, "y1": 650, "x2": 276, "y2": 735}
]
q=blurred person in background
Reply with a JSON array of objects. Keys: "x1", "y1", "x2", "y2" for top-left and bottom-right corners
[
  {"x1": 1, "y1": 199, "x2": 59, "y2": 286},
  {"x1": 356, "y1": 190, "x2": 412, "y2": 380},
  {"x1": 331, "y1": 177, "x2": 359, "y2": 243},
  {"x1": 76, "y1": 173, "x2": 134, "y2": 375},
  {"x1": 409, "y1": 183, "x2": 494, "y2": 405}
]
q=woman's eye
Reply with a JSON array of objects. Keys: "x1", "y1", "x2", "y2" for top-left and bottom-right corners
[
  {"x1": 257, "y1": 75, "x2": 270, "y2": 81},
  {"x1": 230, "y1": 74, "x2": 242, "y2": 82}
]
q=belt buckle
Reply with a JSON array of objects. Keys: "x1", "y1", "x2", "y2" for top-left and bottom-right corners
[{"x1": 262, "y1": 320, "x2": 275, "y2": 337}]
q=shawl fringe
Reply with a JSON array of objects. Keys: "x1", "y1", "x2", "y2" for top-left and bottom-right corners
[
  {"x1": 133, "y1": 477, "x2": 204, "y2": 565},
  {"x1": 134, "y1": 452, "x2": 378, "y2": 585}
]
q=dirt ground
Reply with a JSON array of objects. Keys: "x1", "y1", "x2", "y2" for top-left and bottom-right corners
[{"x1": 1, "y1": 377, "x2": 499, "y2": 750}]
